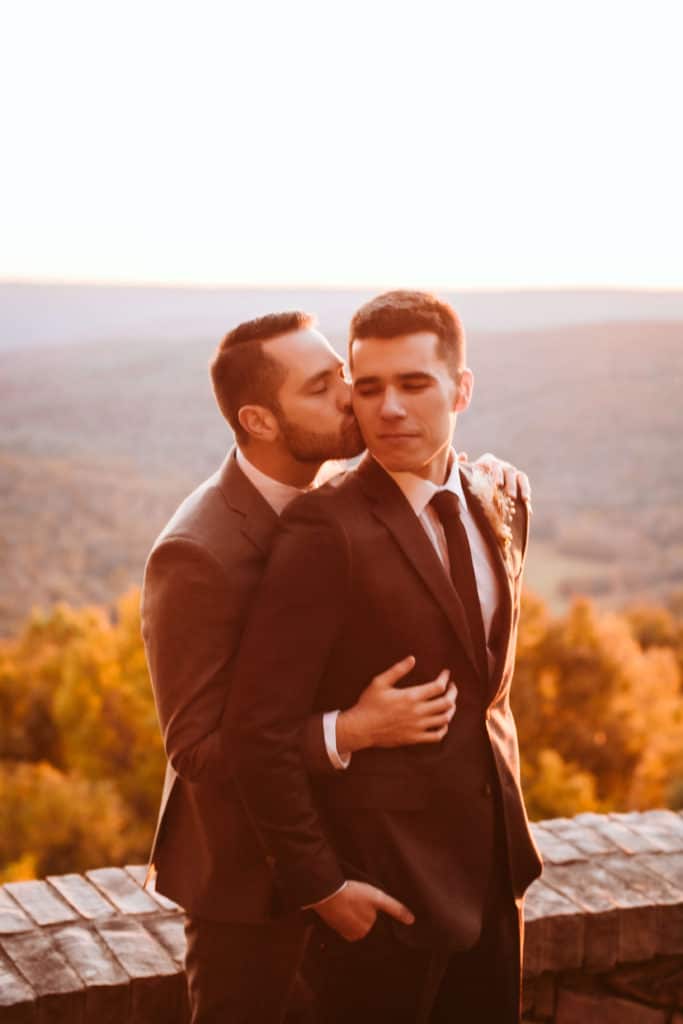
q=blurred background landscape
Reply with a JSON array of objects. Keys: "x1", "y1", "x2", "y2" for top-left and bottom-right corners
[
  {"x1": 1, "y1": 281, "x2": 682, "y2": 882},
  {"x1": 3, "y1": 0, "x2": 683, "y2": 891},
  {"x1": 2, "y1": 281, "x2": 682, "y2": 633}
]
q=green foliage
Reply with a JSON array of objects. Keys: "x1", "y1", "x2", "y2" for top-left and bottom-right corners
[{"x1": 1, "y1": 587, "x2": 682, "y2": 880}]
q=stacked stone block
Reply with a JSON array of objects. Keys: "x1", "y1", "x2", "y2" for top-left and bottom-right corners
[
  {"x1": 523, "y1": 810, "x2": 683, "y2": 1022},
  {"x1": 1, "y1": 810, "x2": 682, "y2": 1021},
  {"x1": 0, "y1": 866, "x2": 186, "y2": 1022}
]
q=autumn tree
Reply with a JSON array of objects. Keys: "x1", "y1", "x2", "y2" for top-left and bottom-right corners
[
  {"x1": 513, "y1": 593, "x2": 683, "y2": 818},
  {"x1": 2, "y1": 585, "x2": 682, "y2": 880},
  {"x1": 0, "y1": 590, "x2": 164, "y2": 881}
]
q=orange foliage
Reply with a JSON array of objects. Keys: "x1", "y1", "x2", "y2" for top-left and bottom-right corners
[
  {"x1": 0, "y1": 590, "x2": 164, "y2": 881},
  {"x1": 1, "y1": 588, "x2": 682, "y2": 879},
  {"x1": 512, "y1": 593, "x2": 683, "y2": 819}
]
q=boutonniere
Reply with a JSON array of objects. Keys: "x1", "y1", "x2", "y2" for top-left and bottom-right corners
[{"x1": 467, "y1": 466, "x2": 516, "y2": 569}]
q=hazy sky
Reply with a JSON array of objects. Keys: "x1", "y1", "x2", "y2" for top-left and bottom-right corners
[{"x1": 2, "y1": 0, "x2": 682, "y2": 289}]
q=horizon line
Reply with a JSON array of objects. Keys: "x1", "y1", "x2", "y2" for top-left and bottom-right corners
[{"x1": 2, "y1": 276, "x2": 683, "y2": 295}]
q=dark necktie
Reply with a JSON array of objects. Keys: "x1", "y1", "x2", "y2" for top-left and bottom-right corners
[{"x1": 430, "y1": 489, "x2": 489, "y2": 681}]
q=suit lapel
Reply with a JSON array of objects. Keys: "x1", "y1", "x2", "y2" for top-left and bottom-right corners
[
  {"x1": 217, "y1": 449, "x2": 279, "y2": 554},
  {"x1": 460, "y1": 467, "x2": 514, "y2": 699},
  {"x1": 356, "y1": 455, "x2": 481, "y2": 678}
]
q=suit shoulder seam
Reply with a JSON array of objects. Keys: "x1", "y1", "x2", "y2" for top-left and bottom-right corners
[{"x1": 149, "y1": 534, "x2": 231, "y2": 578}]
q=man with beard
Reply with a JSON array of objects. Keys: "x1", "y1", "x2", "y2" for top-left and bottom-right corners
[
  {"x1": 142, "y1": 310, "x2": 528, "y2": 1024},
  {"x1": 223, "y1": 294, "x2": 542, "y2": 1023}
]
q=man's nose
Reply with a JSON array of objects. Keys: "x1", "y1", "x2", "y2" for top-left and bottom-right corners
[
  {"x1": 379, "y1": 387, "x2": 406, "y2": 419},
  {"x1": 337, "y1": 377, "x2": 353, "y2": 411}
]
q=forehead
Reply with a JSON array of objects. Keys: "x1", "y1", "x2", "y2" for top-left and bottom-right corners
[
  {"x1": 264, "y1": 327, "x2": 342, "y2": 384},
  {"x1": 350, "y1": 331, "x2": 442, "y2": 378}
]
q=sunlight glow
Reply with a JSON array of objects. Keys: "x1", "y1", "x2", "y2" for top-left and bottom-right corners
[{"x1": 2, "y1": 0, "x2": 682, "y2": 288}]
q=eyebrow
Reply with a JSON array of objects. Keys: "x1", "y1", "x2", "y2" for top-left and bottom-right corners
[
  {"x1": 300, "y1": 362, "x2": 344, "y2": 390},
  {"x1": 353, "y1": 371, "x2": 437, "y2": 387}
]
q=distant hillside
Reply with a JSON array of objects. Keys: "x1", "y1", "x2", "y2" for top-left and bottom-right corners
[
  {"x1": 3, "y1": 281, "x2": 683, "y2": 350},
  {"x1": 1, "y1": 306, "x2": 682, "y2": 634}
]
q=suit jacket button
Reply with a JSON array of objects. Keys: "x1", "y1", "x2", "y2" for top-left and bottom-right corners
[{"x1": 483, "y1": 782, "x2": 493, "y2": 797}]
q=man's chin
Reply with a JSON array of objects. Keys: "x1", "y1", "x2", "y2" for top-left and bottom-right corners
[
  {"x1": 341, "y1": 435, "x2": 366, "y2": 459},
  {"x1": 290, "y1": 430, "x2": 365, "y2": 464},
  {"x1": 368, "y1": 449, "x2": 417, "y2": 473},
  {"x1": 334, "y1": 424, "x2": 365, "y2": 460}
]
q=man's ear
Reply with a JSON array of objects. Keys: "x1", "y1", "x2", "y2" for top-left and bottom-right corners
[
  {"x1": 454, "y1": 368, "x2": 474, "y2": 413},
  {"x1": 237, "y1": 404, "x2": 279, "y2": 443}
]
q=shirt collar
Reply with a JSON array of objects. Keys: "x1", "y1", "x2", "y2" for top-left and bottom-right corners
[
  {"x1": 235, "y1": 448, "x2": 345, "y2": 515},
  {"x1": 383, "y1": 448, "x2": 466, "y2": 517},
  {"x1": 235, "y1": 448, "x2": 306, "y2": 516}
]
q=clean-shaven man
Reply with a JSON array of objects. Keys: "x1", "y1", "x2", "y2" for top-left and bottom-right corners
[
  {"x1": 224, "y1": 293, "x2": 542, "y2": 1023},
  {"x1": 142, "y1": 310, "x2": 526, "y2": 1024}
]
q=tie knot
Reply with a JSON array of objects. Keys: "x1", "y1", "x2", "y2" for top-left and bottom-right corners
[{"x1": 429, "y1": 489, "x2": 462, "y2": 521}]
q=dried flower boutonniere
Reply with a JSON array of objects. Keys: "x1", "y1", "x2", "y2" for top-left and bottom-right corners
[{"x1": 468, "y1": 466, "x2": 517, "y2": 570}]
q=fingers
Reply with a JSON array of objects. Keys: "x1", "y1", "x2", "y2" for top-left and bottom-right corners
[
  {"x1": 476, "y1": 454, "x2": 521, "y2": 498},
  {"x1": 503, "y1": 466, "x2": 532, "y2": 508},
  {"x1": 418, "y1": 724, "x2": 449, "y2": 743},
  {"x1": 392, "y1": 712, "x2": 454, "y2": 746},
  {"x1": 416, "y1": 690, "x2": 456, "y2": 716},
  {"x1": 421, "y1": 710, "x2": 455, "y2": 729},
  {"x1": 372, "y1": 887, "x2": 415, "y2": 925},
  {"x1": 373, "y1": 655, "x2": 416, "y2": 688},
  {"x1": 503, "y1": 466, "x2": 517, "y2": 498},
  {"x1": 477, "y1": 453, "x2": 532, "y2": 508},
  {"x1": 517, "y1": 471, "x2": 532, "y2": 509},
  {"x1": 474, "y1": 452, "x2": 498, "y2": 481},
  {"x1": 406, "y1": 669, "x2": 450, "y2": 701}
]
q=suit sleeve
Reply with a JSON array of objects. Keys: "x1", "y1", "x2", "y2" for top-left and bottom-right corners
[
  {"x1": 142, "y1": 536, "x2": 341, "y2": 786},
  {"x1": 141, "y1": 537, "x2": 240, "y2": 783},
  {"x1": 221, "y1": 495, "x2": 350, "y2": 908}
]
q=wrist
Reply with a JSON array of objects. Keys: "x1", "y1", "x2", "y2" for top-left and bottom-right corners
[
  {"x1": 323, "y1": 710, "x2": 351, "y2": 771},
  {"x1": 336, "y1": 706, "x2": 371, "y2": 754},
  {"x1": 308, "y1": 880, "x2": 349, "y2": 911}
]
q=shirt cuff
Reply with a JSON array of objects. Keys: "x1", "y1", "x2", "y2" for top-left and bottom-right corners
[
  {"x1": 303, "y1": 880, "x2": 349, "y2": 910},
  {"x1": 323, "y1": 710, "x2": 351, "y2": 771}
]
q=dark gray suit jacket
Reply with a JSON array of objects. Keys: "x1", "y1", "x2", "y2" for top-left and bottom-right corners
[
  {"x1": 224, "y1": 454, "x2": 542, "y2": 948},
  {"x1": 141, "y1": 450, "x2": 331, "y2": 922}
]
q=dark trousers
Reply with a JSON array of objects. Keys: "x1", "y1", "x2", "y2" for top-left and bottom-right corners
[
  {"x1": 430, "y1": 881, "x2": 522, "y2": 1024},
  {"x1": 184, "y1": 913, "x2": 314, "y2": 1024},
  {"x1": 304, "y1": 882, "x2": 520, "y2": 1024},
  {"x1": 303, "y1": 795, "x2": 522, "y2": 1024}
]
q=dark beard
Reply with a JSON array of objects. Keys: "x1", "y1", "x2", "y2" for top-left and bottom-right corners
[{"x1": 275, "y1": 410, "x2": 365, "y2": 463}]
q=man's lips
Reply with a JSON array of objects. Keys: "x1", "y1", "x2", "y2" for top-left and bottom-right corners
[{"x1": 377, "y1": 432, "x2": 420, "y2": 440}]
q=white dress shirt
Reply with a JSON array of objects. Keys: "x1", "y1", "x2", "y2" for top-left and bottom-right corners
[
  {"x1": 385, "y1": 452, "x2": 501, "y2": 674},
  {"x1": 236, "y1": 448, "x2": 310, "y2": 516}
]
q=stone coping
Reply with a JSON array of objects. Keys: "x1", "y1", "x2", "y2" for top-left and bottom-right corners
[
  {"x1": 524, "y1": 810, "x2": 683, "y2": 978},
  {"x1": 0, "y1": 810, "x2": 682, "y2": 1021}
]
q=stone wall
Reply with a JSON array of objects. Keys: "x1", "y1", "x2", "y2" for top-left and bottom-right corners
[
  {"x1": 523, "y1": 810, "x2": 683, "y2": 1022},
  {"x1": 0, "y1": 810, "x2": 681, "y2": 1022}
]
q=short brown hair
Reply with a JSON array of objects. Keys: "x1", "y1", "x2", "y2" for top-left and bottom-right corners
[
  {"x1": 349, "y1": 290, "x2": 466, "y2": 377},
  {"x1": 211, "y1": 311, "x2": 315, "y2": 444}
]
